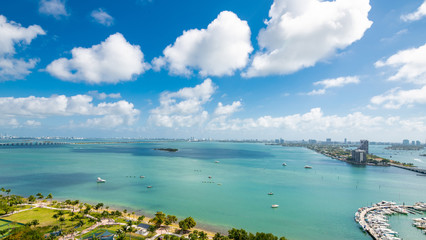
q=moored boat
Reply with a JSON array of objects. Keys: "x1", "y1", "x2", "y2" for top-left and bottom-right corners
[
  {"x1": 304, "y1": 165, "x2": 312, "y2": 169},
  {"x1": 97, "y1": 177, "x2": 106, "y2": 183},
  {"x1": 271, "y1": 204, "x2": 279, "y2": 208}
]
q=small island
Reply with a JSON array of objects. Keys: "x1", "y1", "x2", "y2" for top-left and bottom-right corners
[
  {"x1": 385, "y1": 145, "x2": 424, "y2": 150},
  {"x1": 154, "y1": 148, "x2": 178, "y2": 152}
]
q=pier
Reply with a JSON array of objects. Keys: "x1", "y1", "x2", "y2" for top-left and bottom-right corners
[
  {"x1": 355, "y1": 201, "x2": 426, "y2": 240},
  {"x1": 390, "y1": 163, "x2": 426, "y2": 175}
]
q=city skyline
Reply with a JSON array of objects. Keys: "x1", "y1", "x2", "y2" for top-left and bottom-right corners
[{"x1": 1, "y1": 0, "x2": 426, "y2": 141}]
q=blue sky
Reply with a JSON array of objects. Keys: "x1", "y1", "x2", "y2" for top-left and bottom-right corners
[{"x1": 1, "y1": 0, "x2": 426, "y2": 142}]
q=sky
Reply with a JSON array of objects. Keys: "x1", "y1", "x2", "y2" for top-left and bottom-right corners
[{"x1": 1, "y1": 0, "x2": 426, "y2": 142}]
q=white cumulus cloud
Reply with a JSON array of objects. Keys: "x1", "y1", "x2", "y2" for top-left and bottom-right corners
[
  {"x1": 153, "y1": 11, "x2": 252, "y2": 77},
  {"x1": 88, "y1": 90, "x2": 121, "y2": 100},
  {"x1": 244, "y1": 0, "x2": 372, "y2": 77},
  {"x1": 149, "y1": 79, "x2": 216, "y2": 127},
  {"x1": 0, "y1": 94, "x2": 140, "y2": 128},
  {"x1": 46, "y1": 33, "x2": 149, "y2": 84},
  {"x1": 375, "y1": 43, "x2": 426, "y2": 84},
  {"x1": 0, "y1": 15, "x2": 45, "y2": 81},
  {"x1": 39, "y1": 0, "x2": 69, "y2": 18},
  {"x1": 370, "y1": 86, "x2": 426, "y2": 109},
  {"x1": 401, "y1": 0, "x2": 426, "y2": 22},
  {"x1": 307, "y1": 76, "x2": 360, "y2": 95},
  {"x1": 91, "y1": 8, "x2": 114, "y2": 26},
  {"x1": 214, "y1": 101, "x2": 242, "y2": 115}
]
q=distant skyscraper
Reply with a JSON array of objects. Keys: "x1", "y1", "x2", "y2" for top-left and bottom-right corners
[
  {"x1": 416, "y1": 140, "x2": 421, "y2": 146},
  {"x1": 402, "y1": 139, "x2": 409, "y2": 145},
  {"x1": 411, "y1": 141, "x2": 415, "y2": 145},
  {"x1": 326, "y1": 138, "x2": 331, "y2": 144},
  {"x1": 344, "y1": 138, "x2": 347, "y2": 144},
  {"x1": 359, "y1": 140, "x2": 369, "y2": 154}
]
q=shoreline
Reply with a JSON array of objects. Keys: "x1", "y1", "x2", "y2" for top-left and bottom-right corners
[{"x1": 22, "y1": 197, "x2": 230, "y2": 237}]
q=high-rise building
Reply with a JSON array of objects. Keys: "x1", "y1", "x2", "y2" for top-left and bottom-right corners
[
  {"x1": 402, "y1": 139, "x2": 409, "y2": 145},
  {"x1": 308, "y1": 139, "x2": 317, "y2": 144},
  {"x1": 326, "y1": 138, "x2": 331, "y2": 144},
  {"x1": 344, "y1": 138, "x2": 347, "y2": 144},
  {"x1": 416, "y1": 140, "x2": 421, "y2": 146},
  {"x1": 359, "y1": 140, "x2": 369, "y2": 154},
  {"x1": 351, "y1": 149, "x2": 367, "y2": 163},
  {"x1": 411, "y1": 141, "x2": 415, "y2": 145}
]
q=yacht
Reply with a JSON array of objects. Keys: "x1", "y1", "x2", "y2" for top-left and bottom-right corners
[
  {"x1": 140, "y1": 176, "x2": 145, "y2": 178},
  {"x1": 304, "y1": 165, "x2": 313, "y2": 169},
  {"x1": 271, "y1": 204, "x2": 279, "y2": 208},
  {"x1": 282, "y1": 163, "x2": 287, "y2": 166},
  {"x1": 147, "y1": 186, "x2": 152, "y2": 188},
  {"x1": 268, "y1": 192, "x2": 274, "y2": 195},
  {"x1": 215, "y1": 161, "x2": 220, "y2": 163},
  {"x1": 97, "y1": 177, "x2": 106, "y2": 183}
]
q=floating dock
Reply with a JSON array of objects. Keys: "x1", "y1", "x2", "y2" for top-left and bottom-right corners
[{"x1": 355, "y1": 201, "x2": 426, "y2": 240}]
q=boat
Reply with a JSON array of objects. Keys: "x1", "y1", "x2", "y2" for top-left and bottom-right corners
[
  {"x1": 97, "y1": 177, "x2": 106, "y2": 183},
  {"x1": 140, "y1": 176, "x2": 145, "y2": 178},
  {"x1": 208, "y1": 176, "x2": 212, "y2": 179},
  {"x1": 271, "y1": 204, "x2": 279, "y2": 208},
  {"x1": 282, "y1": 163, "x2": 287, "y2": 166},
  {"x1": 268, "y1": 192, "x2": 274, "y2": 195},
  {"x1": 304, "y1": 165, "x2": 312, "y2": 169},
  {"x1": 215, "y1": 161, "x2": 220, "y2": 163},
  {"x1": 147, "y1": 186, "x2": 152, "y2": 188}
]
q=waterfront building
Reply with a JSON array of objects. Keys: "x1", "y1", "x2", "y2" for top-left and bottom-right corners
[
  {"x1": 402, "y1": 139, "x2": 409, "y2": 145},
  {"x1": 359, "y1": 140, "x2": 369, "y2": 154},
  {"x1": 351, "y1": 149, "x2": 367, "y2": 163}
]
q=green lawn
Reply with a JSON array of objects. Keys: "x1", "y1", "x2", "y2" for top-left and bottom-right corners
[
  {"x1": 0, "y1": 219, "x2": 23, "y2": 238},
  {"x1": 1, "y1": 208, "x2": 64, "y2": 227}
]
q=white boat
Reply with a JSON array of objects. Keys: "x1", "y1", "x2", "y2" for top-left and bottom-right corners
[
  {"x1": 97, "y1": 177, "x2": 106, "y2": 183},
  {"x1": 147, "y1": 186, "x2": 152, "y2": 188},
  {"x1": 140, "y1": 176, "x2": 145, "y2": 178},
  {"x1": 304, "y1": 165, "x2": 312, "y2": 169},
  {"x1": 215, "y1": 161, "x2": 220, "y2": 163},
  {"x1": 268, "y1": 192, "x2": 274, "y2": 195},
  {"x1": 282, "y1": 163, "x2": 287, "y2": 166},
  {"x1": 271, "y1": 204, "x2": 279, "y2": 208}
]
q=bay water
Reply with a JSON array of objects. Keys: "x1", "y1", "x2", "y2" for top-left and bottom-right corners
[{"x1": 0, "y1": 141, "x2": 425, "y2": 239}]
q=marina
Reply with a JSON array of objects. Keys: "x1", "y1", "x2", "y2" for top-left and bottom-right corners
[{"x1": 355, "y1": 201, "x2": 426, "y2": 240}]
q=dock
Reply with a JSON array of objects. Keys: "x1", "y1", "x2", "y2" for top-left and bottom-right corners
[
  {"x1": 390, "y1": 163, "x2": 426, "y2": 174},
  {"x1": 355, "y1": 201, "x2": 426, "y2": 240}
]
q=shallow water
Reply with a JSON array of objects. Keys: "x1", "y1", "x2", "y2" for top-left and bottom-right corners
[{"x1": 0, "y1": 141, "x2": 425, "y2": 239}]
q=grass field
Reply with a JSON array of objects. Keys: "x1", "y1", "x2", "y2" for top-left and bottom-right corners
[
  {"x1": 1, "y1": 208, "x2": 63, "y2": 226},
  {"x1": 0, "y1": 219, "x2": 23, "y2": 238}
]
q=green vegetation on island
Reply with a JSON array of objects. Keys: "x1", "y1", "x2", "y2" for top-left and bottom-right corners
[
  {"x1": 154, "y1": 148, "x2": 179, "y2": 152},
  {"x1": 385, "y1": 145, "x2": 424, "y2": 150},
  {"x1": 280, "y1": 143, "x2": 416, "y2": 167}
]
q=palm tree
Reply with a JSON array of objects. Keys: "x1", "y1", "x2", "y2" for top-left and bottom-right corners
[
  {"x1": 149, "y1": 211, "x2": 166, "y2": 228},
  {"x1": 58, "y1": 217, "x2": 65, "y2": 232},
  {"x1": 45, "y1": 193, "x2": 53, "y2": 200},
  {"x1": 36, "y1": 193, "x2": 43, "y2": 199},
  {"x1": 198, "y1": 231, "x2": 208, "y2": 240},
  {"x1": 165, "y1": 215, "x2": 177, "y2": 226}
]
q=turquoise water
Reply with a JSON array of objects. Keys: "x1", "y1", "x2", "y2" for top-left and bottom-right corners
[
  {"x1": 0, "y1": 142, "x2": 425, "y2": 240},
  {"x1": 369, "y1": 144, "x2": 426, "y2": 168}
]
